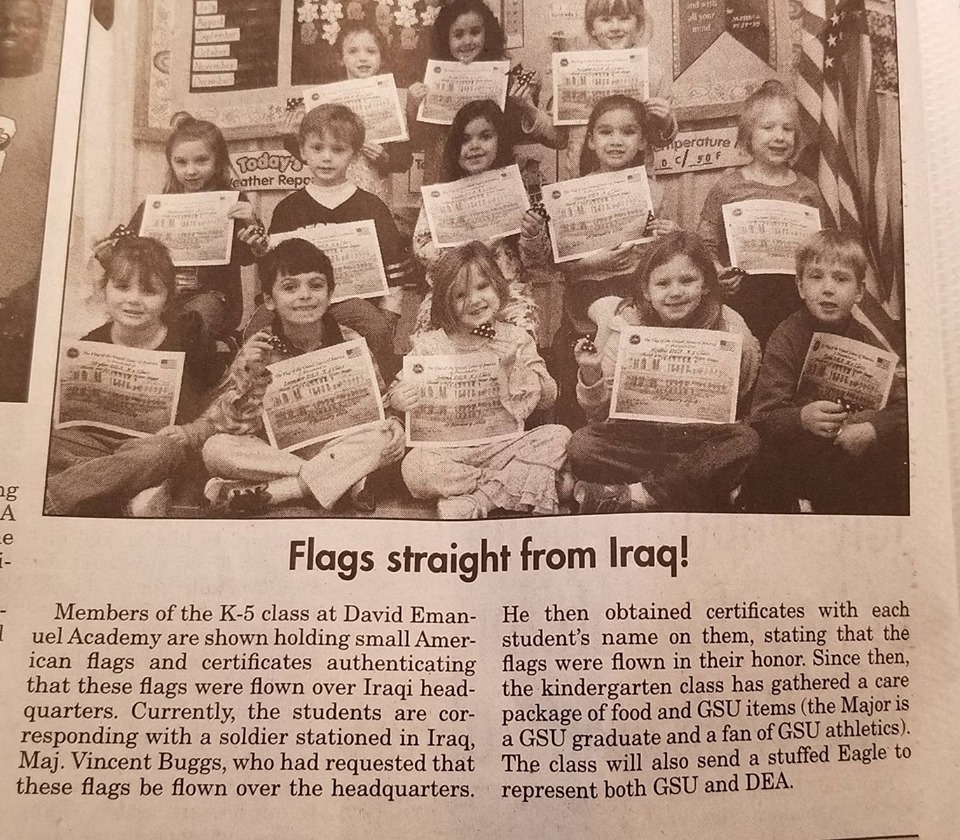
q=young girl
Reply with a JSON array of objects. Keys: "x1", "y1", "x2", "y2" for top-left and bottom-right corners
[
  {"x1": 568, "y1": 231, "x2": 760, "y2": 513},
  {"x1": 550, "y1": 95, "x2": 679, "y2": 429},
  {"x1": 45, "y1": 237, "x2": 225, "y2": 516},
  {"x1": 411, "y1": 99, "x2": 549, "y2": 341},
  {"x1": 390, "y1": 242, "x2": 572, "y2": 520},
  {"x1": 406, "y1": 0, "x2": 561, "y2": 186},
  {"x1": 698, "y1": 80, "x2": 830, "y2": 346},
  {"x1": 285, "y1": 21, "x2": 413, "y2": 204},
  {"x1": 114, "y1": 114, "x2": 267, "y2": 341},
  {"x1": 565, "y1": 94, "x2": 680, "y2": 345},
  {"x1": 558, "y1": 0, "x2": 677, "y2": 185}
]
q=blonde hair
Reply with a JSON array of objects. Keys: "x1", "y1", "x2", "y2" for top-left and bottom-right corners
[
  {"x1": 796, "y1": 230, "x2": 869, "y2": 285},
  {"x1": 298, "y1": 103, "x2": 365, "y2": 152},
  {"x1": 584, "y1": 0, "x2": 648, "y2": 39},
  {"x1": 737, "y1": 79, "x2": 801, "y2": 157},
  {"x1": 429, "y1": 242, "x2": 509, "y2": 332}
]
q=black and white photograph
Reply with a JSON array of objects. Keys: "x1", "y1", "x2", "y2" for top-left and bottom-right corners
[{"x1": 43, "y1": 0, "x2": 907, "y2": 519}]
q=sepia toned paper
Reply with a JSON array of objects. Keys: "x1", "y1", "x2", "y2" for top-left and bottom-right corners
[
  {"x1": 551, "y1": 49, "x2": 650, "y2": 125},
  {"x1": 303, "y1": 74, "x2": 408, "y2": 144},
  {"x1": 138, "y1": 191, "x2": 239, "y2": 267},
  {"x1": 261, "y1": 339, "x2": 384, "y2": 452},
  {"x1": 416, "y1": 60, "x2": 509, "y2": 125},
  {"x1": 420, "y1": 165, "x2": 530, "y2": 248},
  {"x1": 269, "y1": 222, "x2": 389, "y2": 303},
  {"x1": 54, "y1": 341, "x2": 184, "y2": 437},
  {"x1": 798, "y1": 332, "x2": 899, "y2": 411},
  {"x1": 722, "y1": 199, "x2": 822, "y2": 275},
  {"x1": 403, "y1": 352, "x2": 524, "y2": 447},
  {"x1": 609, "y1": 327, "x2": 742, "y2": 423},
  {"x1": 542, "y1": 166, "x2": 655, "y2": 262}
]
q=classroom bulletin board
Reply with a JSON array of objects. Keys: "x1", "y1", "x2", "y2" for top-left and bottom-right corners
[{"x1": 137, "y1": 0, "x2": 795, "y2": 140}]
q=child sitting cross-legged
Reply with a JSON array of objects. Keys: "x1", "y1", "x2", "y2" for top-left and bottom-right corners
[
  {"x1": 201, "y1": 238, "x2": 405, "y2": 516},
  {"x1": 568, "y1": 231, "x2": 761, "y2": 513},
  {"x1": 389, "y1": 241, "x2": 572, "y2": 520},
  {"x1": 743, "y1": 230, "x2": 908, "y2": 514},
  {"x1": 45, "y1": 236, "x2": 225, "y2": 516}
]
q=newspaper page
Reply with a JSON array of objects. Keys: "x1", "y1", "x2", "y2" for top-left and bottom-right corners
[
  {"x1": 551, "y1": 49, "x2": 650, "y2": 125},
  {"x1": 403, "y1": 353, "x2": 524, "y2": 447},
  {"x1": 416, "y1": 60, "x2": 509, "y2": 126},
  {"x1": 420, "y1": 165, "x2": 530, "y2": 247},
  {"x1": 722, "y1": 200, "x2": 823, "y2": 275},
  {"x1": 609, "y1": 328, "x2": 742, "y2": 424},
  {"x1": 138, "y1": 191, "x2": 239, "y2": 267},
  {"x1": 269, "y1": 223, "x2": 389, "y2": 303},
  {"x1": 2, "y1": 1, "x2": 960, "y2": 839},
  {"x1": 541, "y1": 166, "x2": 655, "y2": 262},
  {"x1": 261, "y1": 340, "x2": 385, "y2": 452},
  {"x1": 53, "y1": 342, "x2": 184, "y2": 437},
  {"x1": 797, "y1": 333, "x2": 899, "y2": 411},
  {"x1": 302, "y1": 75, "x2": 408, "y2": 144}
]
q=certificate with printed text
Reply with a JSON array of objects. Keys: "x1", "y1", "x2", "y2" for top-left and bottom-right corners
[
  {"x1": 417, "y1": 60, "x2": 509, "y2": 125},
  {"x1": 404, "y1": 352, "x2": 524, "y2": 447},
  {"x1": 303, "y1": 74, "x2": 408, "y2": 143},
  {"x1": 551, "y1": 49, "x2": 650, "y2": 125},
  {"x1": 610, "y1": 327, "x2": 742, "y2": 424},
  {"x1": 269, "y1": 221, "x2": 389, "y2": 303},
  {"x1": 722, "y1": 199, "x2": 822, "y2": 274},
  {"x1": 261, "y1": 339, "x2": 384, "y2": 452},
  {"x1": 420, "y1": 164, "x2": 530, "y2": 248},
  {"x1": 542, "y1": 166, "x2": 655, "y2": 262},
  {"x1": 798, "y1": 332, "x2": 899, "y2": 411},
  {"x1": 138, "y1": 190, "x2": 239, "y2": 266},
  {"x1": 54, "y1": 342, "x2": 184, "y2": 437}
]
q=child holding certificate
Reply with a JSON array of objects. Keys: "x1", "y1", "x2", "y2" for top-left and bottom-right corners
[
  {"x1": 564, "y1": 94, "x2": 680, "y2": 341},
  {"x1": 558, "y1": 0, "x2": 677, "y2": 184},
  {"x1": 550, "y1": 95, "x2": 679, "y2": 429},
  {"x1": 269, "y1": 103, "x2": 416, "y2": 378},
  {"x1": 336, "y1": 21, "x2": 412, "y2": 202},
  {"x1": 406, "y1": 0, "x2": 561, "y2": 186},
  {"x1": 569, "y1": 232, "x2": 760, "y2": 513},
  {"x1": 698, "y1": 80, "x2": 830, "y2": 346},
  {"x1": 45, "y1": 237, "x2": 225, "y2": 516},
  {"x1": 412, "y1": 99, "x2": 549, "y2": 341},
  {"x1": 743, "y1": 231, "x2": 908, "y2": 514},
  {"x1": 285, "y1": 21, "x2": 412, "y2": 203},
  {"x1": 389, "y1": 242, "x2": 572, "y2": 520},
  {"x1": 202, "y1": 239, "x2": 405, "y2": 517},
  {"x1": 112, "y1": 115, "x2": 267, "y2": 341}
]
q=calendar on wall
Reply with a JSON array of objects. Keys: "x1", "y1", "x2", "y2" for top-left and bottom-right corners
[{"x1": 189, "y1": 0, "x2": 282, "y2": 93}]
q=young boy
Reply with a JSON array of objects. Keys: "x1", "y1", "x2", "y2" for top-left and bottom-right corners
[
  {"x1": 744, "y1": 230, "x2": 908, "y2": 514},
  {"x1": 202, "y1": 238, "x2": 405, "y2": 516},
  {"x1": 269, "y1": 103, "x2": 416, "y2": 378}
]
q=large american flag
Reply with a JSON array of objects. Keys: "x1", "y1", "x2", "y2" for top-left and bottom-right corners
[{"x1": 795, "y1": 0, "x2": 900, "y2": 317}]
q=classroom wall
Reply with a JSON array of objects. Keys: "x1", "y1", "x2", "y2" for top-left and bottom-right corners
[{"x1": 65, "y1": 0, "x2": 903, "y2": 334}]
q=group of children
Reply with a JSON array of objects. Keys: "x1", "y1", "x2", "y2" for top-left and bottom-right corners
[{"x1": 45, "y1": 0, "x2": 908, "y2": 519}]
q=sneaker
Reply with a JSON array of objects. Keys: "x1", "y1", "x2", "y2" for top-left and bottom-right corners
[
  {"x1": 349, "y1": 485, "x2": 377, "y2": 513},
  {"x1": 573, "y1": 481, "x2": 632, "y2": 514},
  {"x1": 204, "y1": 478, "x2": 272, "y2": 517},
  {"x1": 124, "y1": 480, "x2": 173, "y2": 518},
  {"x1": 436, "y1": 495, "x2": 485, "y2": 520}
]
